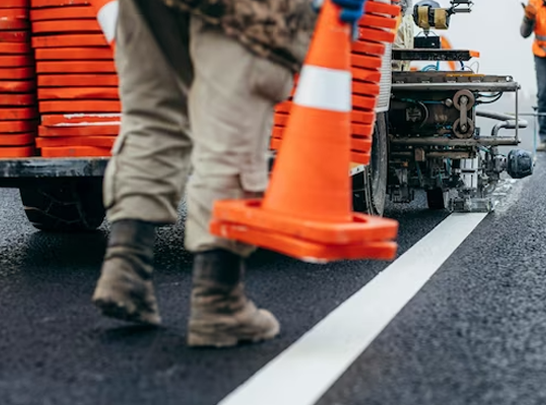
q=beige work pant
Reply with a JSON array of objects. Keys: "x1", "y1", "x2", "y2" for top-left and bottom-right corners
[{"x1": 104, "y1": 0, "x2": 294, "y2": 257}]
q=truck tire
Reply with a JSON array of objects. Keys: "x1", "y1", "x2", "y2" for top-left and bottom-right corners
[
  {"x1": 20, "y1": 178, "x2": 105, "y2": 232},
  {"x1": 352, "y1": 112, "x2": 388, "y2": 216},
  {"x1": 426, "y1": 187, "x2": 449, "y2": 210}
]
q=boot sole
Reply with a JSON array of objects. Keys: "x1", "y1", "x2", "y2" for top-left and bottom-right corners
[
  {"x1": 187, "y1": 328, "x2": 280, "y2": 348},
  {"x1": 93, "y1": 297, "x2": 161, "y2": 326}
]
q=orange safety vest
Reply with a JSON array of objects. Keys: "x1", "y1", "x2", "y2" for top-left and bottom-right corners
[{"x1": 532, "y1": 0, "x2": 546, "y2": 57}]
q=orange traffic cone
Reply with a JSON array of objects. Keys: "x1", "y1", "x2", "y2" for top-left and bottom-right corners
[{"x1": 210, "y1": 0, "x2": 400, "y2": 263}]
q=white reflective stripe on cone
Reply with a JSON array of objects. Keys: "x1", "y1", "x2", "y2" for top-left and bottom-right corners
[
  {"x1": 97, "y1": 0, "x2": 118, "y2": 43},
  {"x1": 293, "y1": 65, "x2": 352, "y2": 112}
]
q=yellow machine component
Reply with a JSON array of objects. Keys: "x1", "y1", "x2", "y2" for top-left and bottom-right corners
[
  {"x1": 433, "y1": 9, "x2": 448, "y2": 29},
  {"x1": 415, "y1": 5, "x2": 450, "y2": 30},
  {"x1": 417, "y1": 6, "x2": 431, "y2": 29},
  {"x1": 413, "y1": 0, "x2": 472, "y2": 32}
]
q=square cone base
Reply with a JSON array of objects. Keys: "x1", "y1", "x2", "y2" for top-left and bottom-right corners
[
  {"x1": 0, "y1": 133, "x2": 35, "y2": 146},
  {"x1": 0, "y1": 31, "x2": 30, "y2": 43},
  {"x1": 210, "y1": 219, "x2": 397, "y2": 263},
  {"x1": 36, "y1": 60, "x2": 116, "y2": 74},
  {"x1": 32, "y1": 34, "x2": 108, "y2": 49},
  {"x1": 0, "y1": 66, "x2": 34, "y2": 80},
  {"x1": 36, "y1": 136, "x2": 115, "y2": 147},
  {"x1": 0, "y1": 54, "x2": 34, "y2": 68},
  {"x1": 211, "y1": 199, "x2": 398, "y2": 253},
  {"x1": 0, "y1": 42, "x2": 32, "y2": 54},
  {"x1": 31, "y1": 0, "x2": 89, "y2": 7},
  {"x1": 37, "y1": 87, "x2": 119, "y2": 100},
  {"x1": 38, "y1": 74, "x2": 118, "y2": 87},
  {"x1": 38, "y1": 100, "x2": 120, "y2": 113},
  {"x1": 4, "y1": 0, "x2": 30, "y2": 7},
  {"x1": 0, "y1": 120, "x2": 37, "y2": 133},
  {"x1": 0, "y1": 80, "x2": 35, "y2": 93},
  {"x1": 31, "y1": 19, "x2": 101, "y2": 34},
  {"x1": 0, "y1": 145, "x2": 35, "y2": 157},
  {"x1": 0, "y1": 107, "x2": 37, "y2": 120},
  {"x1": 30, "y1": 6, "x2": 95, "y2": 21},
  {"x1": 41, "y1": 113, "x2": 120, "y2": 126},
  {"x1": 35, "y1": 47, "x2": 113, "y2": 61},
  {"x1": 38, "y1": 125, "x2": 119, "y2": 136},
  {"x1": 40, "y1": 146, "x2": 111, "y2": 157}
]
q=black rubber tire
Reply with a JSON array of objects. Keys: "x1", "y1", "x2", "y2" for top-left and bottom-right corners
[
  {"x1": 426, "y1": 187, "x2": 448, "y2": 210},
  {"x1": 20, "y1": 178, "x2": 105, "y2": 232},
  {"x1": 352, "y1": 112, "x2": 389, "y2": 216}
]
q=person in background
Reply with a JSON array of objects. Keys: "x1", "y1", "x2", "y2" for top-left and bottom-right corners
[
  {"x1": 392, "y1": 0, "x2": 414, "y2": 71},
  {"x1": 521, "y1": 0, "x2": 546, "y2": 151}
]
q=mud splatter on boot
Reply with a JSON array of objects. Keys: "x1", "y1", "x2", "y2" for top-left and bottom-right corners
[
  {"x1": 187, "y1": 249, "x2": 280, "y2": 348},
  {"x1": 92, "y1": 219, "x2": 161, "y2": 325}
]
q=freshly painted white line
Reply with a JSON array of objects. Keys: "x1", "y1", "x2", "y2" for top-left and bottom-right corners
[{"x1": 218, "y1": 212, "x2": 488, "y2": 405}]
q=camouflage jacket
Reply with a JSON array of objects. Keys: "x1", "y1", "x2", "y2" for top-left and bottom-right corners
[{"x1": 158, "y1": 0, "x2": 318, "y2": 73}]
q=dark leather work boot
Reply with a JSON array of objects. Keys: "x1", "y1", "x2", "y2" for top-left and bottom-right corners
[
  {"x1": 187, "y1": 249, "x2": 280, "y2": 348},
  {"x1": 92, "y1": 219, "x2": 161, "y2": 325}
]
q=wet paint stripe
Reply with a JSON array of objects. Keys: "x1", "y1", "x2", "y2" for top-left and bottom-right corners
[{"x1": 219, "y1": 212, "x2": 488, "y2": 405}]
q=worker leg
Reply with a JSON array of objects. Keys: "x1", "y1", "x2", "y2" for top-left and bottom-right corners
[
  {"x1": 535, "y1": 55, "x2": 546, "y2": 148},
  {"x1": 92, "y1": 0, "x2": 193, "y2": 325},
  {"x1": 184, "y1": 18, "x2": 294, "y2": 347},
  {"x1": 185, "y1": 19, "x2": 293, "y2": 257},
  {"x1": 104, "y1": 0, "x2": 193, "y2": 224}
]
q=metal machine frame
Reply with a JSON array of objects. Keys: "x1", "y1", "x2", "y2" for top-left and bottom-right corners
[
  {"x1": 0, "y1": 0, "x2": 532, "y2": 232},
  {"x1": 386, "y1": 48, "x2": 531, "y2": 212}
]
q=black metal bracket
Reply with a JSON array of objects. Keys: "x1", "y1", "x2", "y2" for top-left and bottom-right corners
[
  {"x1": 392, "y1": 49, "x2": 476, "y2": 62},
  {"x1": 0, "y1": 158, "x2": 109, "y2": 179}
]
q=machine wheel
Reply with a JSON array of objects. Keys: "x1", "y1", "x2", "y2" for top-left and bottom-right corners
[
  {"x1": 426, "y1": 187, "x2": 449, "y2": 210},
  {"x1": 20, "y1": 178, "x2": 105, "y2": 232},
  {"x1": 352, "y1": 112, "x2": 388, "y2": 216}
]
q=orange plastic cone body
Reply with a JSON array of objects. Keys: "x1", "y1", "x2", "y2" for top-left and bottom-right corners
[
  {"x1": 210, "y1": 0, "x2": 400, "y2": 263},
  {"x1": 261, "y1": 2, "x2": 366, "y2": 224}
]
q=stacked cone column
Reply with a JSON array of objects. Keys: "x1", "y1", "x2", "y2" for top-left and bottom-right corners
[
  {"x1": 210, "y1": 0, "x2": 401, "y2": 263},
  {"x1": 0, "y1": 0, "x2": 38, "y2": 157},
  {"x1": 30, "y1": 0, "x2": 120, "y2": 157},
  {"x1": 270, "y1": 0, "x2": 400, "y2": 165}
]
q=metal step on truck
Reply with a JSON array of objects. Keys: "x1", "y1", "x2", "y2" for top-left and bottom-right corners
[{"x1": 0, "y1": 0, "x2": 534, "y2": 233}]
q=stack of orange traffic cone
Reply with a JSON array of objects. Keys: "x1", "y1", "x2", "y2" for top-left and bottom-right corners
[
  {"x1": 0, "y1": 0, "x2": 38, "y2": 157},
  {"x1": 211, "y1": 0, "x2": 400, "y2": 263},
  {"x1": 30, "y1": 0, "x2": 120, "y2": 158},
  {"x1": 270, "y1": 0, "x2": 399, "y2": 165}
]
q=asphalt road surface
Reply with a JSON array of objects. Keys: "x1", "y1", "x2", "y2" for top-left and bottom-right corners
[{"x1": 1, "y1": 156, "x2": 545, "y2": 405}]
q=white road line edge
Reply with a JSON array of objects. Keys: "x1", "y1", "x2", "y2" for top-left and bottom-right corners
[{"x1": 218, "y1": 212, "x2": 488, "y2": 405}]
